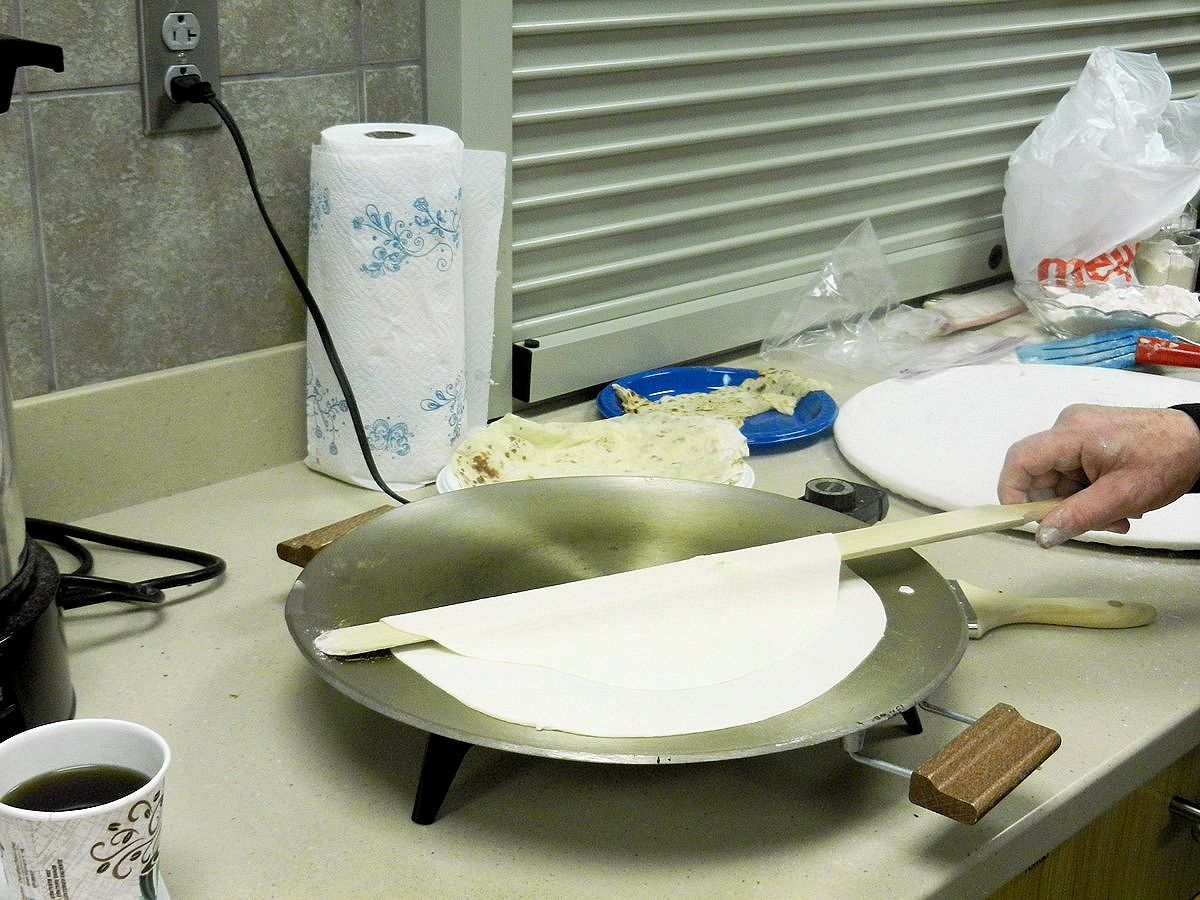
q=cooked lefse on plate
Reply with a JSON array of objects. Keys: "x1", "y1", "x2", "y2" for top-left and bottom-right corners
[
  {"x1": 451, "y1": 413, "x2": 749, "y2": 486},
  {"x1": 613, "y1": 367, "x2": 825, "y2": 424}
]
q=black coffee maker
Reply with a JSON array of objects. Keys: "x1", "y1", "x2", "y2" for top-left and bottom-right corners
[{"x1": 0, "y1": 35, "x2": 74, "y2": 740}]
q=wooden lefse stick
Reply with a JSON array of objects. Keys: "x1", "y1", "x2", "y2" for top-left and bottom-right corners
[
  {"x1": 312, "y1": 500, "x2": 1060, "y2": 657},
  {"x1": 831, "y1": 499, "x2": 1057, "y2": 560}
]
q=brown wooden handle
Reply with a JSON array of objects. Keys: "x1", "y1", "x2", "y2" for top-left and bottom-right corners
[
  {"x1": 276, "y1": 505, "x2": 394, "y2": 567},
  {"x1": 908, "y1": 703, "x2": 1060, "y2": 824}
]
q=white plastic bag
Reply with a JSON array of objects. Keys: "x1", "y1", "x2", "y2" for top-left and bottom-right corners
[{"x1": 1003, "y1": 47, "x2": 1200, "y2": 289}]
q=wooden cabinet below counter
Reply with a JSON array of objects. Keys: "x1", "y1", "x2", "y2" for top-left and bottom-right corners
[{"x1": 992, "y1": 743, "x2": 1200, "y2": 899}]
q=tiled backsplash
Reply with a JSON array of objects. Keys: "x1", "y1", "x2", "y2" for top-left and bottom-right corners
[{"x1": 0, "y1": 0, "x2": 423, "y2": 398}]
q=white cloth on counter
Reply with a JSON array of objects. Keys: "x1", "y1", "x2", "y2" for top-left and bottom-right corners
[
  {"x1": 305, "y1": 123, "x2": 505, "y2": 490},
  {"x1": 386, "y1": 534, "x2": 887, "y2": 737}
]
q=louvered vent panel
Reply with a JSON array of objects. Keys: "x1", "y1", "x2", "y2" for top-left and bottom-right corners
[{"x1": 509, "y1": 0, "x2": 1200, "y2": 361}]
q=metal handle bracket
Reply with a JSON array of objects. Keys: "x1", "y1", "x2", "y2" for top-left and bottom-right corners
[{"x1": 844, "y1": 701, "x2": 1060, "y2": 824}]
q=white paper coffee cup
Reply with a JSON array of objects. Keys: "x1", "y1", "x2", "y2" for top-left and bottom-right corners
[{"x1": 0, "y1": 719, "x2": 170, "y2": 900}]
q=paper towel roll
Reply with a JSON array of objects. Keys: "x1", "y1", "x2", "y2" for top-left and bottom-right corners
[{"x1": 305, "y1": 123, "x2": 505, "y2": 489}]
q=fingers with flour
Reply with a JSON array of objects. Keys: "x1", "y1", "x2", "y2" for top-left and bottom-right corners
[{"x1": 998, "y1": 403, "x2": 1200, "y2": 548}]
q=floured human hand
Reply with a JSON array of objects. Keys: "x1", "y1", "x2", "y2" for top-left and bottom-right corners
[{"x1": 997, "y1": 403, "x2": 1200, "y2": 547}]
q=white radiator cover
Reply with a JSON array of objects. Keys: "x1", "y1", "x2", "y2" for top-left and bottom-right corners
[{"x1": 426, "y1": 1, "x2": 1200, "y2": 406}]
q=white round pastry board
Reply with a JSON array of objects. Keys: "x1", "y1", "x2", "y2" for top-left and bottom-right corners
[{"x1": 834, "y1": 363, "x2": 1200, "y2": 549}]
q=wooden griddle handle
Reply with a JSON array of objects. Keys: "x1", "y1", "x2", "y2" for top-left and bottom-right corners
[
  {"x1": 276, "y1": 505, "x2": 395, "y2": 567},
  {"x1": 909, "y1": 703, "x2": 1061, "y2": 824}
]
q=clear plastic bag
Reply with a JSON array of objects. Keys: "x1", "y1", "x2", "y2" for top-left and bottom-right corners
[
  {"x1": 760, "y1": 220, "x2": 1020, "y2": 379},
  {"x1": 1003, "y1": 47, "x2": 1200, "y2": 289},
  {"x1": 760, "y1": 220, "x2": 899, "y2": 370}
]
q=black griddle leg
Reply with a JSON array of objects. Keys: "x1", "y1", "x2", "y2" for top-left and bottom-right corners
[
  {"x1": 411, "y1": 733, "x2": 472, "y2": 824},
  {"x1": 900, "y1": 706, "x2": 923, "y2": 735}
]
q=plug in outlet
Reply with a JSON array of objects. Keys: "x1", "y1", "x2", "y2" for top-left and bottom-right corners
[{"x1": 137, "y1": 0, "x2": 221, "y2": 134}]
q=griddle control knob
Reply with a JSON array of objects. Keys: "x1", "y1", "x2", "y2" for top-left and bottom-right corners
[{"x1": 803, "y1": 477, "x2": 889, "y2": 524}]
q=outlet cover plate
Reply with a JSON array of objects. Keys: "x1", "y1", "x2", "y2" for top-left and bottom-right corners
[{"x1": 137, "y1": 0, "x2": 221, "y2": 134}]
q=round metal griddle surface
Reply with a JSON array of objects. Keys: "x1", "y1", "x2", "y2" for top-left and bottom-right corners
[{"x1": 285, "y1": 477, "x2": 966, "y2": 763}]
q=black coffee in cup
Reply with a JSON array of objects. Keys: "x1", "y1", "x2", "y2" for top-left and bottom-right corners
[
  {"x1": 1, "y1": 763, "x2": 150, "y2": 812},
  {"x1": 0, "y1": 719, "x2": 170, "y2": 899}
]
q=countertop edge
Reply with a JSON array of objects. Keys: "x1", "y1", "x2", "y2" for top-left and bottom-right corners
[{"x1": 12, "y1": 342, "x2": 307, "y2": 521}]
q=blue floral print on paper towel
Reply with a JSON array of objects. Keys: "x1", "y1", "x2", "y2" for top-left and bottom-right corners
[
  {"x1": 352, "y1": 194, "x2": 461, "y2": 277},
  {"x1": 305, "y1": 366, "x2": 349, "y2": 456},
  {"x1": 367, "y1": 418, "x2": 414, "y2": 458},
  {"x1": 306, "y1": 367, "x2": 467, "y2": 461},
  {"x1": 309, "y1": 185, "x2": 331, "y2": 235},
  {"x1": 420, "y1": 376, "x2": 465, "y2": 444}
]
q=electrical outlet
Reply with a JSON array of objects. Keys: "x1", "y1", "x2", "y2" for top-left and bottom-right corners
[{"x1": 137, "y1": 0, "x2": 221, "y2": 134}]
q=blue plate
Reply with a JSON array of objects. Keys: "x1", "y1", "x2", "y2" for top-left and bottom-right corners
[{"x1": 596, "y1": 366, "x2": 838, "y2": 452}]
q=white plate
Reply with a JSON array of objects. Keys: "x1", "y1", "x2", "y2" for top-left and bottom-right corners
[{"x1": 436, "y1": 464, "x2": 755, "y2": 493}]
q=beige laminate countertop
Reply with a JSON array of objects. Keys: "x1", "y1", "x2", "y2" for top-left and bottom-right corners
[{"x1": 28, "y1": 340, "x2": 1200, "y2": 899}]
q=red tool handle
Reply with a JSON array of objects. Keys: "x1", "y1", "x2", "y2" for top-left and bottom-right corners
[{"x1": 1135, "y1": 336, "x2": 1200, "y2": 368}]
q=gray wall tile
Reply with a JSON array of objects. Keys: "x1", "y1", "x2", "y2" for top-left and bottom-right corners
[
  {"x1": 221, "y1": 0, "x2": 358, "y2": 76},
  {"x1": 32, "y1": 87, "x2": 286, "y2": 387},
  {"x1": 21, "y1": 1, "x2": 139, "y2": 91},
  {"x1": 0, "y1": 0, "x2": 427, "y2": 398},
  {"x1": 364, "y1": 64, "x2": 423, "y2": 122},
  {"x1": 363, "y1": 0, "x2": 422, "y2": 62}
]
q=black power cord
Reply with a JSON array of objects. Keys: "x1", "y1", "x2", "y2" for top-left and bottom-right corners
[
  {"x1": 27, "y1": 518, "x2": 227, "y2": 609},
  {"x1": 170, "y1": 73, "x2": 411, "y2": 507}
]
